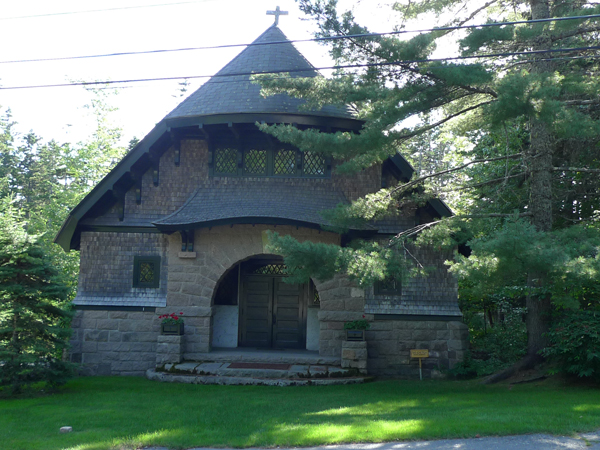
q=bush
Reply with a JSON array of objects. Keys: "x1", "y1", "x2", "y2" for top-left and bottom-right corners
[
  {"x1": 449, "y1": 309, "x2": 527, "y2": 378},
  {"x1": 542, "y1": 310, "x2": 600, "y2": 380}
]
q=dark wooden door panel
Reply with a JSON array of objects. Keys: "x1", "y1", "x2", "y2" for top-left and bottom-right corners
[
  {"x1": 272, "y1": 279, "x2": 305, "y2": 349},
  {"x1": 240, "y1": 274, "x2": 307, "y2": 349},
  {"x1": 240, "y1": 276, "x2": 273, "y2": 348}
]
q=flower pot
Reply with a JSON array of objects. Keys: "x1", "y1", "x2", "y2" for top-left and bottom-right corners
[
  {"x1": 161, "y1": 322, "x2": 184, "y2": 335},
  {"x1": 346, "y1": 330, "x2": 365, "y2": 341}
]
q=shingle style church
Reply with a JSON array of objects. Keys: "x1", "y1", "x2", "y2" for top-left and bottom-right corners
[{"x1": 56, "y1": 21, "x2": 467, "y2": 378}]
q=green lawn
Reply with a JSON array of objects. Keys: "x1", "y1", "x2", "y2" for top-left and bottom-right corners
[{"x1": 1, "y1": 377, "x2": 599, "y2": 450}]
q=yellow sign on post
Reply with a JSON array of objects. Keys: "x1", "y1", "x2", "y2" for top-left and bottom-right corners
[
  {"x1": 410, "y1": 349, "x2": 429, "y2": 358},
  {"x1": 410, "y1": 349, "x2": 429, "y2": 380}
]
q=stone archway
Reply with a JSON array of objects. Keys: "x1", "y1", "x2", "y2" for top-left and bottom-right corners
[
  {"x1": 212, "y1": 255, "x2": 319, "y2": 350},
  {"x1": 165, "y1": 225, "x2": 344, "y2": 358}
]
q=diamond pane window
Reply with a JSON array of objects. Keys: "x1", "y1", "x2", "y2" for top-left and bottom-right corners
[
  {"x1": 214, "y1": 148, "x2": 237, "y2": 174},
  {"x1": 139, "y1": 262, "x2": 155, "y2": 283},
  {"x1": 133, "y1": 256, "x2": 161, "y2": 288},
  {"x1": 274, "y1": 149, "x2": 296, "y2": 175},
  {"x1": 243, "y1": 149, "x2": 267, "y2": 175},
  {"x1": 303, "y1": 151, "x2": 326, "y2": 176},
  {"x1": 313, "y1": 288, "x2": 321, "y2": 306},
  {"x1": 252, "y1": 264, "x2": 288, "y2": 275}
]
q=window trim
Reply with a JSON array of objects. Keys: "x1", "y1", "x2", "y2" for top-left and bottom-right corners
[{"x1": 133, "y1": 256, "x2": 161, "y2": 288}]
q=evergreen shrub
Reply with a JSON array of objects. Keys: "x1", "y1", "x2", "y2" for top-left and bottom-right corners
[
  {"x1": 449, "y1": 308, "x2": 527, "y2": 378},
  {"x1": 0, "y1": 204, "x2": 73, "y2": 395},
  {"x1": 542, "y1": 310, "x2": 600, "y2": 380}
]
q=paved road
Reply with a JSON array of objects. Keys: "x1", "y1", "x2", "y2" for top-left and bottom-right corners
[{"x1": 146, "y1": 430, "x2": 600, "y2": 450}]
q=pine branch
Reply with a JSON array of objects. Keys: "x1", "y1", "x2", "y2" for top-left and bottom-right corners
[
  {"x1": 444, "y1": 0, "x2": 501, "y2": 36},
  {"x1": 551, "y1": 25, "x2": 600, "y2": 42},
  {"x1": 393, "y1": 99, "x2": 496, "y2": 145},
  {"x1": 553, "y1": 166, "x2": 600, "y2": 173},
  {"x1": 390, "y1": 147, "x2": 522, "y2": 196},
  {"x1": 402, "y1": 241, "x2": 425, "y2": 269},
  {"x1": 457, "y1": 212, "x2": 533, "y2": 218},
  {"x1": 388, "y1": 221, "x2": 443, "y2": 245},
  {"x1": 563, "y1": 99, "x2": 600, "y2": 106},
  {"x1": 339, "y1": 27, "x2": 498, "y2": 98},
  {"x1": 449, "y1": 172, "x2": 528, "y2": 192}
]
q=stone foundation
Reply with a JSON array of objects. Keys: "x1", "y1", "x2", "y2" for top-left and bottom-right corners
[
  {"x1": 367, "y1": 319, "x2": 469, "y2": 377},
  {"x1": 341, "y1": 341, "x2": 368, "y2": 374},
  {"x1": 70, "y1": 309, "x2": 159, "y2": 376}
]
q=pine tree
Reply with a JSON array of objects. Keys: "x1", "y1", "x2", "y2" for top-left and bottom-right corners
[
  {"x1": 257, "y1": 0, "x2": 600, "y2": 372},
  {"x1": 0, "y1": 201, "x2": 73, "y2": 394}
]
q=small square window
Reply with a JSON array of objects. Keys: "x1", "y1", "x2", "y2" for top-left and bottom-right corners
[
  {"x1": 374, "y1": 277, "x2": 401, "y2": 296},
  {"x1": 133, "y1": 256, "x2": 161, "y2": 288}
]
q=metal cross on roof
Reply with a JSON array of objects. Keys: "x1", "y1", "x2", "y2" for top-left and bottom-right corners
[{"x1": 266, "y1": 6, "x2": 288, "y2": 25}]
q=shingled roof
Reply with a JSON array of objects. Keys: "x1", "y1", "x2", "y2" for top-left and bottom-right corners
[
  {"x1": 152, "y1": 182, "x2": 372, "y2": 231},
  {"x1": 166, "y1": 25, "x2": 353, "y2": 121}
]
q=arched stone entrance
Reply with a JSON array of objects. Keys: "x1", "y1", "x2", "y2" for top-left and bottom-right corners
[{"x1": 212, "y1": 255, "x2": 319, "y2": 350}]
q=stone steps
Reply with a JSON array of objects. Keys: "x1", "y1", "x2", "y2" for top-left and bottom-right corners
[
  {"x1": 156, "y1": 361, "x2": 354, "y2": 378},
  {"x1": 146, "y1": 369, "x2": 370, "y2": 386},
  {"x1": 148, "y1": 359, "x2": 372, "y2": 386}
]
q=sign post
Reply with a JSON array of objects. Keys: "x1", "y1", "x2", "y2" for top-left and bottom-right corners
[{"x1": 410, "y1": 349, "x2": 429, "y2": 381}]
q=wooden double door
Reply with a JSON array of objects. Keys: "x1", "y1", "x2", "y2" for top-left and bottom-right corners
[{"x1": 239, "y1": 274, "x2": 307, "y2": 349}]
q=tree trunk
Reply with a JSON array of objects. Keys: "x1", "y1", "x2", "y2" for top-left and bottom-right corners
[{"x1": 525, "y1": 0, "x2": 554, "y2": 359}]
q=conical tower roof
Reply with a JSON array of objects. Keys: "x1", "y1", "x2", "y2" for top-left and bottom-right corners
[{"x1": 166, "y1": 26, "x2": 353, "y2": 121}]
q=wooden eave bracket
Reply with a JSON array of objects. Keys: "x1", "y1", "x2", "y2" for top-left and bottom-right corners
[{"x1": 178, "y1": 229, "x2": 196, "y2": 258}]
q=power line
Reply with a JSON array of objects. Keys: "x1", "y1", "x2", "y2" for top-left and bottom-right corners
[
  {"x1": 0, "y1": 0, "x2": 213, "y2": 21},
  {"x1": 1, "y1": 45, "x2": 599, "y2": 91},
  {"x1": 98, "y1": 53, "x2": 600, "y2": 90},
  {"x1": 2, "y1": 13, "x2": 600, "y2": 65}
]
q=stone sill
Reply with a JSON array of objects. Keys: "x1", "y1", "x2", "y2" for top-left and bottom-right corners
[{"x1": 178, "y1": 252, "x2": 197, "y2": 259}]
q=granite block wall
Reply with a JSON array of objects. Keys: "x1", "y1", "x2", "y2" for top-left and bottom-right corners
[{"x1": 70, "y1": 309, "x2": 159, "y2": 376}]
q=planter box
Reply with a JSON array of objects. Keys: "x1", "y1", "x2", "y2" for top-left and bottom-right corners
[
  {"x1": 346, "y1": 330, "x2": 365, "y2": 341},
  {"x1": 161, "y1": 322, "x2": 184, "y2": 336}
]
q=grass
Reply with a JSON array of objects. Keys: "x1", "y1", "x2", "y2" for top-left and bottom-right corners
[{"x1": 1, "y1": 376, "x2": 599, "y2": 450}]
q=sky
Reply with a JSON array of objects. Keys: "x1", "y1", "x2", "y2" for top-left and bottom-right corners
[{"x1": 0, "y1": 0, "x2": 399, "y2": 146}]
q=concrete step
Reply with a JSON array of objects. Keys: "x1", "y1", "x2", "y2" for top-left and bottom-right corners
[
  {"x1": 185, "y1": 348, "x2": 340, "y2": 366},
  {"x1": 147, "y1": 369, "x2": 371, "y2": 386},
  {"x1": 156, "y1": 361, "x2": 356, "y2": 379}
]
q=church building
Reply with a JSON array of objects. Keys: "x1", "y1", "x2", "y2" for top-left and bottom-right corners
[{"x1": 56, "y1": 16, "x2": 467, "y2": 379}]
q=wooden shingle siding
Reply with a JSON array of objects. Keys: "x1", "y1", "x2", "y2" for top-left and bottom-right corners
[{"x1": 76, "y1": 232, "x2": 168, "y2": 307}]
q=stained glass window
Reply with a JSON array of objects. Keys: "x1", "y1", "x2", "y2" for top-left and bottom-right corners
[
  {"x1": 274, "y1": 149, "x2": 296, "y2": 175},
  {"x1": 211, "y1": 148, "x2": 328, "y2": 178},
  {"x1": 214, "y1": 148, "x2": 237, "y2": 174},
  {"x1": 133, "y1": 256, "x2": 161, "y2": 288},
  {"x1": 243, "y1": 149, "x2": 267, "y2": 175},
  {"x1": 251, "y1": 264, "x2": 288, "y2": 275},
  {"x1": 303, "y1": 151, "x2": 326, "y2": 176}
]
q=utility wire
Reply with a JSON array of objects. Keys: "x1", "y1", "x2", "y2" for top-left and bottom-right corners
[
  {"x1": 1, "y1": 44, "x2": 599, "y2": 91},
  {"x1": 2, "y1": 13, "x2": 600, "y2": 65},
  {"x1": 0, "y1": 0, "x2": 212, "y2": 21},
  {"x1": 90, "y1": 52, "x2": 600, "y2": 90}
]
